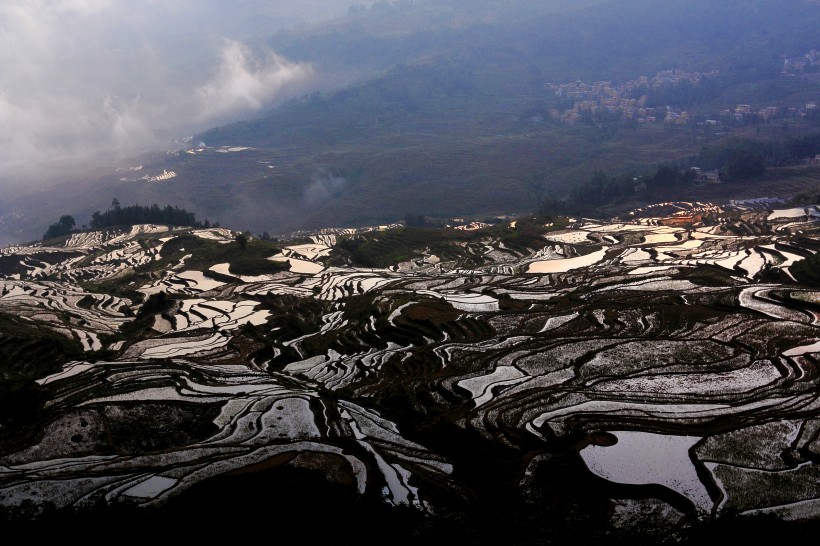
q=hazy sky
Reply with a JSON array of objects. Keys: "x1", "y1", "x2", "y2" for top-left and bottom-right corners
[{"x1": 0, "y1": 0, "x2": 367, "y2": 191}]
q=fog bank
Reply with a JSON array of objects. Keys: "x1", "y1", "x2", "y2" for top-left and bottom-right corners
[{"x1": 0, "y1": 0, "x2": 366, "y2": 193}]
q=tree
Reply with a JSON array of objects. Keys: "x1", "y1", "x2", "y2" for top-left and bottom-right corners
[
  {"x1": 42, "y1": 215, "x2": 76, "y2": 241},
  {"x1": 404, "y1": 213, "x2": 427, "y2": 227},
  {"x1": 698, "y1": 138, "x2": 767, "y2": 181},
  {"x1": 720, "y1": 150, "x2": 765, "y2": 181},
  {"x1": 235, "y1": 233, "x2": 248, "y2": 249},
  {"x1": 90, "y1": 211, "x2": 103, "y2": 229}
]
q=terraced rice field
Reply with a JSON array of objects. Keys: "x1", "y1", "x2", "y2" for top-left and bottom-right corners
[{"x1": 1, "y1": 201, "x2": 820, "y2": 540}]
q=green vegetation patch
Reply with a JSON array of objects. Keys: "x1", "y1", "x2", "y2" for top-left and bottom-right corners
[
  {"x1": 735, "y1": 321, "x2": 820, "y2": 358},
  {"x1": 788, "y1": 290, "x2": 820, "y2": 305},
  {"x1": 156, "y1": 233, "x2": 284, "y2": 274},
  {"x1": 791, "y1": 253, "x2": 820, "y2": 287},
  {"x1": 334, "y1": 227, "x2": 481, "y2": 268},
  {"x1": 0, "y1": 313, "x2": 84, "y2": 444},
  {"x1": 710, "y1": 462, "x2": 820, "y2": 515},
  {"x1": 332, "y1": 223, "x2": 555, "y2": 268},
  {"x1": 678, "y1": 268, "x2": 736, "y2": 288},
  {"x1": 118, "y1": 291, "x2": 176, "y2": 338},
  {"x1": 104, "y1": 402, "x2": 222, "y2": 453},
  {"x1": 694, "y1": 420, "x2": 804, "y2": 470},
  {"x1": 228, "y1": 254, "x2": 289, "y2": 276}
]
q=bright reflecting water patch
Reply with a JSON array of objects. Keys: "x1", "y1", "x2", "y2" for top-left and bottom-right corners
[
  {"x1": 122, "y1": 476, "x2": 178, "y2": 499},
  {"x1": 580, "y1": 430, "x2": 713, "y2": 513}
]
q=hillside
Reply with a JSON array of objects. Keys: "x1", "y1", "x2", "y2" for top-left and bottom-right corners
[
  {"x1": 3, "y1": 0, "x2": 820, "y2": 245},
  {"x1": 2, "y1": 195, "x2": 820, "y2": 542}
]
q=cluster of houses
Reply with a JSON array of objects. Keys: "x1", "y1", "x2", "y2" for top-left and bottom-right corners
[
  {"x1": 727, "y1": 103, "x2": 778, "y2": 123},
  {"x1": 689, "y1": 167, "x2": 721, "y2": 184},
  {"x1": 545, "y1": 69, "x2": 719, "y2": 125},
  {"x1": 781, "y1": 49, "x2": 820, "y2": 75},
  {"x1": 544, "y1": 59, "x2": 818, "y2": 128},
  {"x1": 718, "y1": 102, "x2": 818, "y2": 124}
]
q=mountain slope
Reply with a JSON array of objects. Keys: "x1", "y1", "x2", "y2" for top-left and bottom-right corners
[{"x1": 3, "y1": 0, "x2": 820, "y2": 244}]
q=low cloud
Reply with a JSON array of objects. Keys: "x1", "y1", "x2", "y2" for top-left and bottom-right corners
[
  {"x1": 197, "y1": 40, "x2": 313, "y2": 122},
  {"x1": 304, "y1": 172, "x2": 348, "y2": 206},
  {"x1": 0, "y1": 0, "x2": 332, "y2": 192}
]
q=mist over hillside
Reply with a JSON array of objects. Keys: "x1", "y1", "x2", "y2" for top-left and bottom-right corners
[
  {"x1": 2, "y1": 0, "x2": 820, "y2": 245},
  {"x1": 0, "y1": 0, "x2": 375, "y2": 194}
]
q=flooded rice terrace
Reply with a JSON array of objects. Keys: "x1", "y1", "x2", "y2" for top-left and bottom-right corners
[{"x1": 1, "y1": 201, "x2": 820, "y2": 540}]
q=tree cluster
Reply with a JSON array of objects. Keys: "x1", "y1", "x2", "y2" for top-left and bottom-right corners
[
  {"x1": 697, "y1": 134, "x2": 820, "y2": 178},
  {"x1": 541, "y1": 163, "x2": 697, "y2": 215},
  {"x1": 791, "y1": 253, "x2": 820, "y2": 287},
  {"x1": 89, "y1": 199, "x2": 212, "y2": 230},
  {"x1": 629, "y1": 76, "x2": 724, "y2": 110},
  {"x1": 42, "y1": 215, "x2": 76, "y2": 241},
  {"x1": 43, "y1": 199, "x2": 215, "y2": 241},
  {"x1": 696, "y1": 137, "x2": 766, "y2": 181},
  {"x1": 539, "y1": 131, "x2": 820, "y2": 217}
]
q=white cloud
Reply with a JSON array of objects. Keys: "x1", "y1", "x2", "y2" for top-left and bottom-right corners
[
  {"x1": 54, "y1": 0, "x2": 113, "y2": 15},
  {"x1": 196, "y1": 40, "x2": 313, "y2": 121},
  {"x1": 0, "y1": 0, "x2": 333, "y2": 190},
  {"x1": 304, "y1": 172, "x2": 348, "y2": 206}
]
